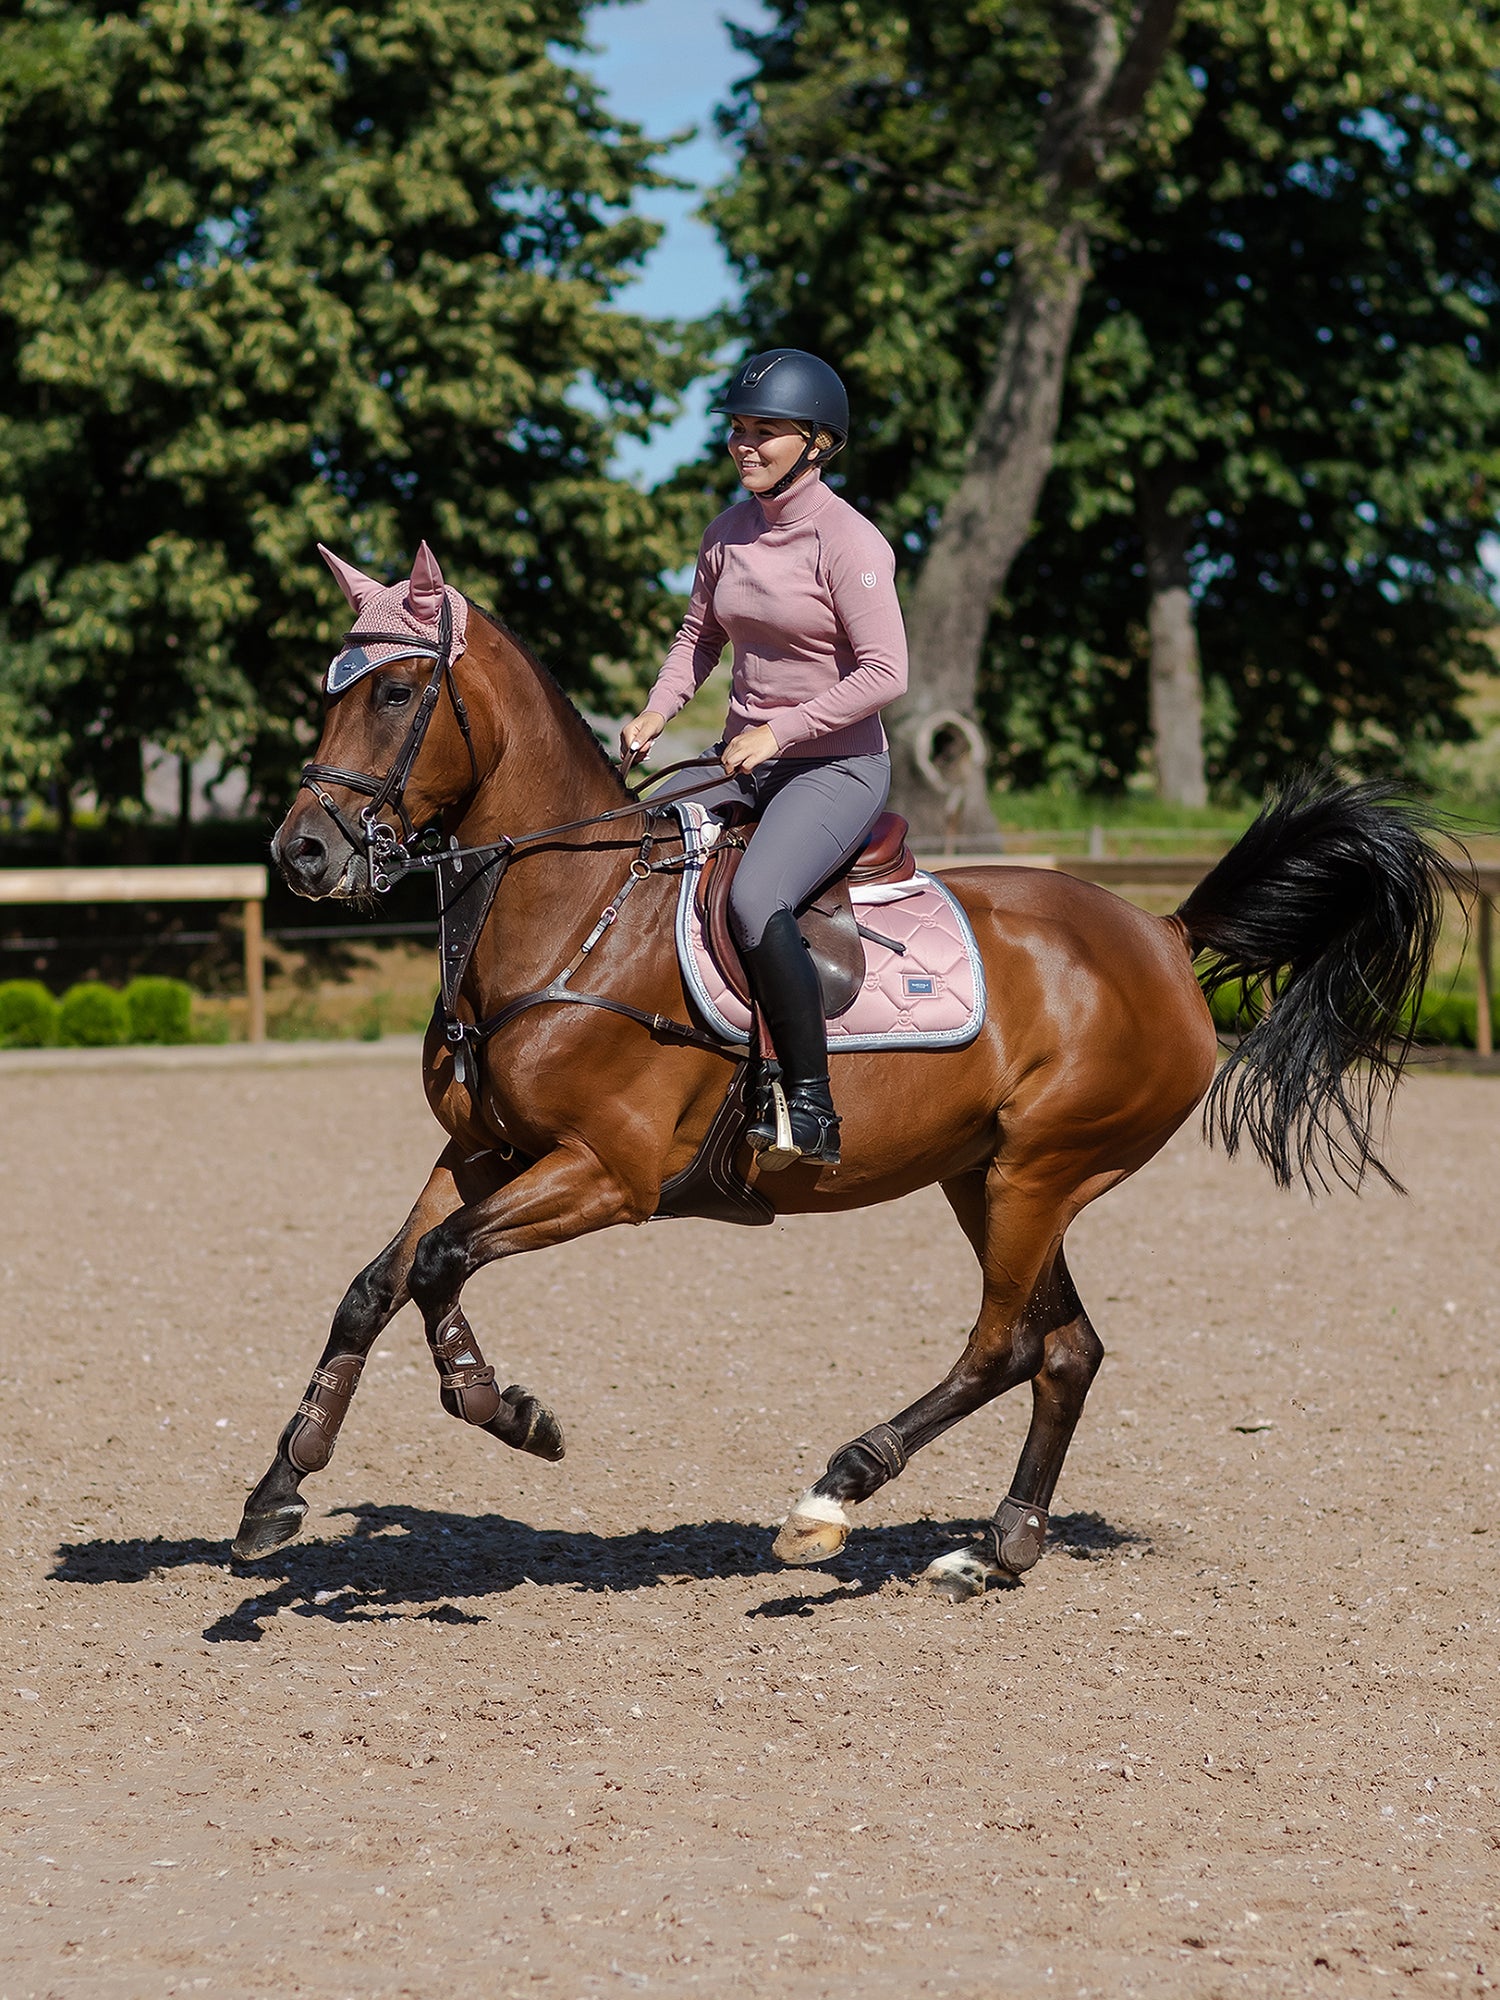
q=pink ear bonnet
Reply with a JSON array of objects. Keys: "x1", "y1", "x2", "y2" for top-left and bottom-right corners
[{"x1": 318, "y1": 541, "x2": 469, "y2": 693}]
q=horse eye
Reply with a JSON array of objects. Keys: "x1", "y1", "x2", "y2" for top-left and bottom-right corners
[{"x1": 382, "y1": 682, "x2": 414, "y2": 708}]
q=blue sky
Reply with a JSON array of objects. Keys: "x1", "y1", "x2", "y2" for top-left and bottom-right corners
[{"x1": 578, "y1": 0, "x2": 773, "y2": 484}]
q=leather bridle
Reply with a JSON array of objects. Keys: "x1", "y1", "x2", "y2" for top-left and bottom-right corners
[
  {"x1": 299, "y1": 595, "x2": 480, "y2": 891},
  {"x1": 293, "y1": 607, "x2": 746, "y2": 1075},
  {"x1": 298, "y1": 591, "x2": 730, "y2": 895}
]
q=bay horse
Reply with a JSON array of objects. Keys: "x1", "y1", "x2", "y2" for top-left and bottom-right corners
[{"x1": 234, "y1": 543, "x2": 1454, "y2": 1599}]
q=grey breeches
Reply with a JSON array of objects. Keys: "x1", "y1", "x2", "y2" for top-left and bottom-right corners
[{"x1": 652, "y1": 750, "x2": 891, "y2": 951}]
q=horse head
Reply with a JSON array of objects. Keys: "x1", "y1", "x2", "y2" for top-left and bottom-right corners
[{"x1": 274, "y1": 542, "x2": 481, "y2": 897}]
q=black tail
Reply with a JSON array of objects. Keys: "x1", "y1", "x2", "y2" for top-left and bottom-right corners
[{"x1": 1176, "y1": 775, "x2": 1466, "y2": 1193}]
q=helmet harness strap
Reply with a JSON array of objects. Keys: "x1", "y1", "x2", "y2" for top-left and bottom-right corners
[{"x1": 765, "y1": 426, "x2": 846, "y2": 500}]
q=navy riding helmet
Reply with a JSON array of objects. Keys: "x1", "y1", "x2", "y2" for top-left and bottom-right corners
[{"x1": 715, "y1": 349, "x2": 850, "y2": 495}]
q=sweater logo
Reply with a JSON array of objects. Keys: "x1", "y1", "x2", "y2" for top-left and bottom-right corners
[{"x1": 860, "y1": 571, "x2": 878, "y2": 587}]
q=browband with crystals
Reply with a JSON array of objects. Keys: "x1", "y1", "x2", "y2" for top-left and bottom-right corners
[{"x1": 326, "y1": 628, "x2": 445, "y2": 695}]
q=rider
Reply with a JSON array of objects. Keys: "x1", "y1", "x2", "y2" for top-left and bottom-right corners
[{"x1": 621, "y1": 349, "x2": 908, "y2": 1168}]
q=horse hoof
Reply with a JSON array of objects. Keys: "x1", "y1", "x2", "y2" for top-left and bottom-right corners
[
  {"x1": 231, "y1": 1499, "x2": 306, "y2": 1562},
  {"x1": 919, "y1": 1544, "x2": 999, "y2": 1602},
  {"x1": 772, "y1": 1494, "x2": 850, "y2": 1565},
  {"x1": 487, "y1": 1385, "x2": 566, "y2": 1462}
]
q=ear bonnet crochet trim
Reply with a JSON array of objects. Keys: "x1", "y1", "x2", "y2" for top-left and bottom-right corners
[{"x1": 318, "y1": 541, "x2": 469, "y2": 693}]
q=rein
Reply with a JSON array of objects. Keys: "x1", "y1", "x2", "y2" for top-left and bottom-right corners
[
  {"x1": 297, "y1": 654, "x2": 743, "y2": 1081},
  {"x1": 302, "y1": 624, "x2": 726, "y2": 894},
  {"x1": 419, "y1": 757, "x2": 743, "y2": 1087}
]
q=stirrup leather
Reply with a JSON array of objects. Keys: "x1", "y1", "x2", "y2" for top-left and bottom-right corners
[{"x1": 744, "y1": 1061, "x2": 784, "y2": 1148}]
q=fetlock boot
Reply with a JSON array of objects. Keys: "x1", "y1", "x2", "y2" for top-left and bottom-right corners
[{"x1": 739, "y1": 909, "x2": 841, "y2": 1169}]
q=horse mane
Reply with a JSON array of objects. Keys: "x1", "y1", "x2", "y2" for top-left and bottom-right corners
[{"x1": 462, "y1": 596, "x2": 629, "y2": 801}]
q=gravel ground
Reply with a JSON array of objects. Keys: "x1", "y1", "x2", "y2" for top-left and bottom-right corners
[{"x1": 1, "y1": 1062, "x2": 1496, "y2": 1999}]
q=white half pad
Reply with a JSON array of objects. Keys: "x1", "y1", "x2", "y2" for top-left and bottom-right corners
[{"x1": 850, "y1": 881, "x2": 925, "y2": 905}]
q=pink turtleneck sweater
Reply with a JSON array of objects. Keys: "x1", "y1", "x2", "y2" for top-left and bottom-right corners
[{"x1": 645, "y1": 474, "x2": 908, "y2": 758}]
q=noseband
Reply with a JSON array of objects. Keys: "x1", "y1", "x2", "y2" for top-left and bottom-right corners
[{"x1": 299, "y1": 595, "x2": 480, "y2": 891}]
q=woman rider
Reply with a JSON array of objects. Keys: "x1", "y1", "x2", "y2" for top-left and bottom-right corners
[{"x1": 621, "y1": 349, "x2": 908, "y2": 1170}]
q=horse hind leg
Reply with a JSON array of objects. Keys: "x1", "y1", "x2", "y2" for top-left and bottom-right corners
[
  {"x1": 922, "y1": 1248, "x2": 1103, "y2": 1602},
  {"x1": 773, "y1": 1162, "x2": 1065, "y2": 1566}
]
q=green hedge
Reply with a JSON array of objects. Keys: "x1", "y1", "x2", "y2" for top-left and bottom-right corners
[
  {"x1": 1205, "y1": 977, "x2": 1485, "y2": 1049},
  {"x1": 0, "y1": 975, "x2": 197, "y2": 1049},
  {"x1": 1406, "y1": 990, "x2": 1477, "y2": 1050},
  {"x1": 58, "y1": 982, "x2": 128, "y2": 1046},
  {"x1": 124, "y1": 976, "x2": 193, "y2": 1045},
  {"x1": 0, "y1": 979, "x2": 59, "y2": 1047}
]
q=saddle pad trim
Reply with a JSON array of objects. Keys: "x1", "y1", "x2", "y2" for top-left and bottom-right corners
[{"x1": 669, "y1": 803, "x2": 987, "y2": 1054}]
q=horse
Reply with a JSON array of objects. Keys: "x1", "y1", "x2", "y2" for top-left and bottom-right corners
[{"x1": 233, "y1": 542, "x2": 1455, "y2": 1600}]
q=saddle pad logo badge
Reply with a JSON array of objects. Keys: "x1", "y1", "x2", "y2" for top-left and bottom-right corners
[{"x1": 902, "y1": 974, "x2": 936, "y2": 997}]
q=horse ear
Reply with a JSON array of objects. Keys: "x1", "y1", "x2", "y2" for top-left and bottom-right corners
[
  {"x1": 317, "y1": 544, "x2": 383, "y2": 613},
  {"x1": 406, "y1": 540, "x2": 445, "y2": 624}
]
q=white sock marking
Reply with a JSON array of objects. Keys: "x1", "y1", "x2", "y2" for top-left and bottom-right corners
[
  {"x1": 784, "y1": 1491, "x2": 849, "y2": 1527},
  {"x1": 924, "y1": 1545, "x2": 996, "y2": 1581}
]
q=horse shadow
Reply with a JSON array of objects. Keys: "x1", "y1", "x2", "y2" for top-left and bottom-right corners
[{"x1": 47, "y1": 1504, "x2": 1148, "y2": 1642}]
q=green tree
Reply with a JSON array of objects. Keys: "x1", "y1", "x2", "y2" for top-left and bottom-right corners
[
  {"x1": 993, "y1": 1, "x2": 1500, "y2": 797},
  {"x1": 709, "y1": 0, "x2": 1181, "y2": 840},
  {"x1": 709, "y1": 0, "x2": 1500, "y2": 812},
  {"x1": 0, "y1": 0, "x2": 699, "y2": 825}
]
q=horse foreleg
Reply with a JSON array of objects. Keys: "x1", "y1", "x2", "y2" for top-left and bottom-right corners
[
  {"x1": 405, "y1": 1141, "x2": 646, "y2": 1462},
  {"x1": 232, "y1": 1145, "x2": 512, "y2": 1560},
  {"x1": 921, "y1": 1249, "x2": 1103, "y2": 1601},
  {"x1": 773, "y1": 1161, "x2": 1066, "y2": 1567}
]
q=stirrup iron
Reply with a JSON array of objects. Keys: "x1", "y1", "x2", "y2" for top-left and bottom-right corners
[{"x1": 752, "y1": 1076, "x2": 798, "y2": 1169}]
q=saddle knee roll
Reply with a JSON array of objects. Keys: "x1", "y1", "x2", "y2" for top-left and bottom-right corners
[
  {"x1": 284, "y1": 1353, "x2": 366, "y2": 1474},
  {"x1": 428, "y1": 1308, "x2": 504, "y2": 1427}
]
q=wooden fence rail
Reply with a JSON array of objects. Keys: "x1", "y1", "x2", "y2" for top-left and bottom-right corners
[
  {"x1": 0, "y1": 853, "x2": 1491, "y2": 1059},
  {"x1": 0, "y1": 864, "x2": 268, "y2": 1042},
  {"x1": 922, "y1": 852, "x2": 1499, "y2": 1059}
]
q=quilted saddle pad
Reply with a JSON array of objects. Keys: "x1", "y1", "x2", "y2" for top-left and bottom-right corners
[{"x1": 669, "y1": 803, "x2": 987, "y2": 1053}]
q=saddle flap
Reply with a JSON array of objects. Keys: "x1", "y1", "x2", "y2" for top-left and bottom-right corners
[{"x1": 697, "y1": 830, "x2": 864, "y2": 1018}]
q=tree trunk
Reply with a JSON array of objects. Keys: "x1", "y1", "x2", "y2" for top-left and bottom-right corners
[
  {"x1": 56, "y1": 779, "x2": 78, "y2": 866},
  {"x1": 176, "y1": 753, "x2": 194, "y2": 864},
  {"x1": 886, "y1": 0, "x2": 1183, "y2": 845},
  {"x1": 1138, "y1": 468, "x2": 1207, "y2": 807},
  {"x1": 893, "y1": 225, "x2": 1091, "y2": 846}
]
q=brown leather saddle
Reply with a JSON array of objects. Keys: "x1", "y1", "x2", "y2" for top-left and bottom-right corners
[{"x1": 695, "y1": 810, "x2": 916, "y2": 1017}]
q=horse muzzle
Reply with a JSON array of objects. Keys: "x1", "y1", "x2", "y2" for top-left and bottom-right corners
[{"x1": 271, "y1": 803, "x2": 365, "y2": 900}]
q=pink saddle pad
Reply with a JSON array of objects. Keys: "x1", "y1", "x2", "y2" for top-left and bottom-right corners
[{"x1": 669, "y1": 804, "x2": 986, "y2": 1053}]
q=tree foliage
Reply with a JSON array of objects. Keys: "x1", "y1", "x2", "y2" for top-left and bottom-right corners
[
  {"x1": 706, "y1": 1, "x2": 1067, "y2": 560},
  {"x1": 0, "y1": 0, "x2": 699, "y2": 813},
  {"x1": 709, "y1": 0, "x2": 1500, "y2": 794}
]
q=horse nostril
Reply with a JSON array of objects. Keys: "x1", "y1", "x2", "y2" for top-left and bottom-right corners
[{"x1": 285, "y1": 832, "x2": 327, "y2": 874}]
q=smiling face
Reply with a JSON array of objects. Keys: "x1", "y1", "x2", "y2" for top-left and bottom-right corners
[{"x1": 726, "y1": 415, "x2": 819, "y2": 494}]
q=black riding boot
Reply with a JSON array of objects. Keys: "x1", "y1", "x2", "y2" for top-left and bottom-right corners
[{"x1": 740, "y1": 908, "x2": 841, "y2": 1168}]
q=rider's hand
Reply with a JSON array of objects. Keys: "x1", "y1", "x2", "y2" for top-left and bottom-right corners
[
  {"x1": 621, "y1": 710, "x2": 666, "y2": 761},
  {"x1": 721, "y1": 724, "x2": 780, "y2": 776}
]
